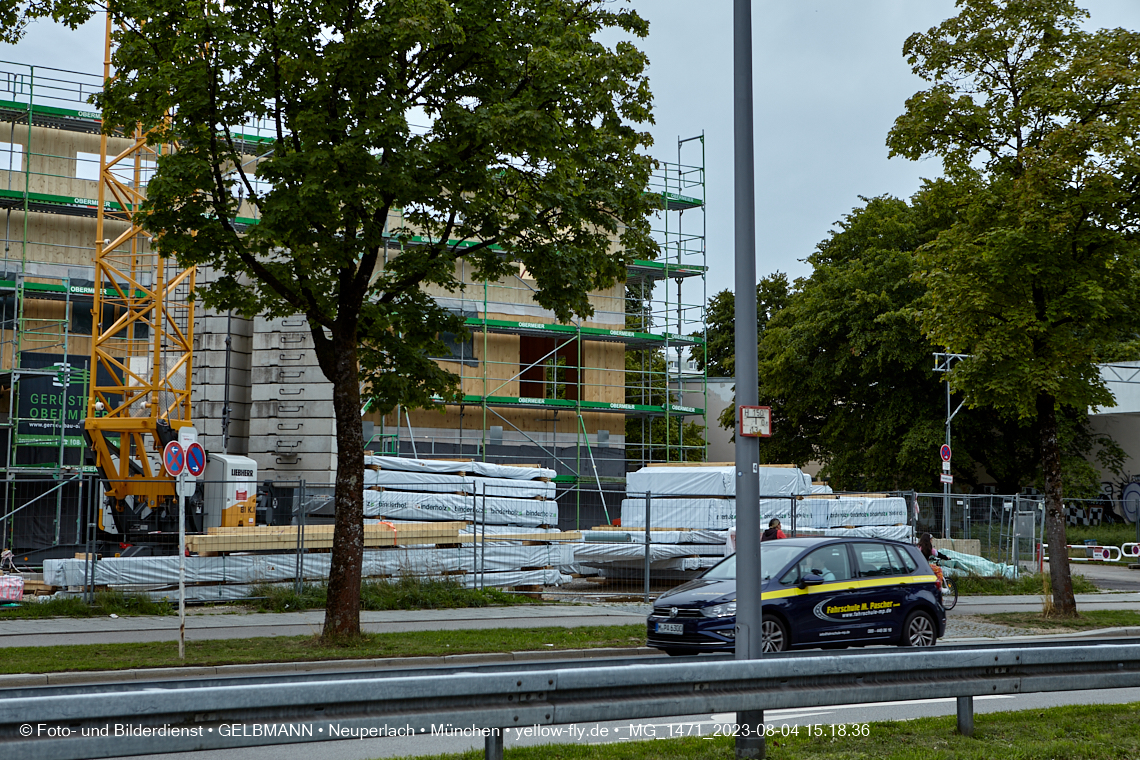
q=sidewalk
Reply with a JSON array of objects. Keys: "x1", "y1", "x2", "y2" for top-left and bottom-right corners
[{"x1": 0, "y1": 604, "x2": 648, "y2": 648}]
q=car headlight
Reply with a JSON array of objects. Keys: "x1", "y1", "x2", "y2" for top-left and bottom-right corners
[{"x1": 701, "y1": 601, "x2": 737, "y2": 618}]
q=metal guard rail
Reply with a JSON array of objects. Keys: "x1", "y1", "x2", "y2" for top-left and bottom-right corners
[{"x1": 1, "y1": 642, "x2": 1138, "y2": 759}]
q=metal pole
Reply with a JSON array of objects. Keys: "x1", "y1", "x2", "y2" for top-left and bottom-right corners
[
  {"x1": 643, "y1": 492, "x2": 651, "y2": 603},
  {"x1": 485, "y1": 729, "x2": 503, "y2": 760},
  {"x1": 298, "y1": 480, "x2": 306, "y2": 592},
  {"x1": 943, "y1": 380, "x2": 951, "y2": 539},
  {"x1": 789, "y1": 496, "x2": 796, "y2": 538},
  {"x1": 956, "y1": 695, "x2": 974, "y2": 736},
  {"x1": 733, "y1": 0, "x2": 764, "y2": 756},
  {"x1": 178, "y1": 472, "x2": 186, "y2": 660}
]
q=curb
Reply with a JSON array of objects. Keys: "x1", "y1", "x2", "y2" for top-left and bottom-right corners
[
  {"x1": 0, "y1": 646, "x2": 662, "y2": 689},
  {"x1": 943, "y1": 626, "x2": 1140, "y2": 644}
]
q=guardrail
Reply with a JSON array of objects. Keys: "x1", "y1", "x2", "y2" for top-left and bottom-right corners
[{"x1": 1, "y1": 643, "x2": 1138, "y2": 760}]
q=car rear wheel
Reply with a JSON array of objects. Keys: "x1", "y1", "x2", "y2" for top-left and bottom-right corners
[
  {"x1": 761, "y1": 617, "x2": 788, "y2": 653},
  {"x1": 900, "y1": 610, "x2": 937, "y2": 647}
]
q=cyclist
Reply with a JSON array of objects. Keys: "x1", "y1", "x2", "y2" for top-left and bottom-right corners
[{"x1": 917, "y1": 532, "x2": 946, "y2": 587}]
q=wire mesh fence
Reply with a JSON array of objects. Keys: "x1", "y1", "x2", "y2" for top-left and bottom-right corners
[{"x1": 2, "y1": 474, "x2": 926, "y2": 604}]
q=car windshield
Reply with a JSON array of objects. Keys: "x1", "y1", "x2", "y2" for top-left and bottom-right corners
[{"x1": 702, "y1": 543, "x2": 806, "y2": 582}]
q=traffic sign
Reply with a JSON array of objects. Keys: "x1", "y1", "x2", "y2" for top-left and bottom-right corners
[
  {"x1": 739, "y1": 406, "x2": 772, "y2": 438},
  {"x1": 178, "y1": 425, "x2": 198, "y2": 448},
  {"x1": 940, "y1": 473, "x2": 953, "y2": 485},
  {"x1": 185, "y1": 442, "x2": 206, "y2": 477},
  {"x1": 940, "y1": 444, "x2": 952, "y2": 462},
  {"x1": 163, "y1": 441, "x2": 185, "y2": 477}
]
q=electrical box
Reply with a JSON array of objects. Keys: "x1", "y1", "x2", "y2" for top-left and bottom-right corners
[
  {"x1": 203, "y1": 454, "x2": 258, "y2": 530},
  {"x1": 1013, "y1": 512, "x2": 1036, "y2": 539}
]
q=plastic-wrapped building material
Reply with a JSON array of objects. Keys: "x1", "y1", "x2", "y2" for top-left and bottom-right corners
[
  {"x1": 44, "y1": 545, "x2": 573, "y2": 588},
  {"x1": 130, "y1": 569, "x2": 571, "y2": 602},
  {"x1": 583, "y1": 529, "x2": 728, "y2": 546},
  {"x1": 625, "y1": 465, "x2": 811, "y2": 498},
  {"x1": 618, "y1": 498, "x2": 737, "y2": 530},
  {"x1": 804, "y1": 497, "x2": 909, "y2": 527},
  {"x1": 811, "y1": 483, "x2": 834, "y2": 494},
  {"x1": 364, "y1": 455, "x2": 555, "y2": 481},
  {"x1": 363, "y1": 490, "x2": 558, "y2": 526},
  {"x1": 572, "y1": 543, "x2": 722, "y2": 574},
  {"x1": 363, "y1": 470, "x2": 555, "y2": 499}
]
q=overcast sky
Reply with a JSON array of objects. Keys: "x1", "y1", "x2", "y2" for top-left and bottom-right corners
[{"x1": 5, "y1": 0, "x2": 1140, "y2": 309}]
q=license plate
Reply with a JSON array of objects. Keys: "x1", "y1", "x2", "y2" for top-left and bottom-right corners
[{"x1": 656, "y1": 623, "x2": 684, "y2": 635}]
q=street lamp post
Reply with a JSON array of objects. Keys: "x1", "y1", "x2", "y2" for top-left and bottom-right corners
[{"x1": 734, "y1": 0, "x2": 764, "y2": 757}]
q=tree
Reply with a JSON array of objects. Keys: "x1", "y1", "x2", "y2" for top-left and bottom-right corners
[
  {"x1": 696, "y1": 274, "x2": 789, "y2": 378},
  {"x1": 704, "y1": 191, "x2": 1126, "y2": 495},
  {"x1": 61, "y1": 0, "x2": 657, "y2": 638},
  {"x1": 887, "y1": 0, "x2": 1140, "y2": 615}
]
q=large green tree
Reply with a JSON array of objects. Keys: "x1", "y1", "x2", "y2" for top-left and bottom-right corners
[
  {"x1": 741, "y1": 190, "x2": 1123, "y2": 494},
  {"x1": 887, "y1": 0, "x2": 1140, "y2": 615},
  {"x1": 20, "y1": 0, "x2": 658, "y2": 637}
]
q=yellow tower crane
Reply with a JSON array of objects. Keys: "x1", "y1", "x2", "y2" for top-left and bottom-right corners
[{"x1": 83, "y1": 15, "x2": 197, "y2": 537}]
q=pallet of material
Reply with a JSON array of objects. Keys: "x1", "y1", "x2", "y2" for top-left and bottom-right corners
[
  {"x1": 458, "y1": 531, "x2": 582, "y2": 544},
  {"x1": 188, "y1": 522, "x2": 465, "y2": 554}
]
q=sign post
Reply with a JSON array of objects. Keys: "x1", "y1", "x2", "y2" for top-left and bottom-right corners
[{"x1": 162, "y1": 440, "x2": 187, "y2": 658}]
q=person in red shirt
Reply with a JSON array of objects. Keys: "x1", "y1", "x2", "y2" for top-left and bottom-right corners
[{"x1": 761, "y1": 518, "x2": 786, "y2": 541}]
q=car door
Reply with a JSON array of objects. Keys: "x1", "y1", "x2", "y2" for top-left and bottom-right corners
[
  {"x1": 845, "y1": 541, "x2": 908, "y2": 641},
  {"x1": 780, "y1": 543, "x2": 862, "y2": 646}
]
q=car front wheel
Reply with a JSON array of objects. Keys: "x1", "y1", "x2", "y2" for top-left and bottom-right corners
[
  {"x1": 900, "y1": 610, "x2": 937, "y2": 647},
  {"x1": 761, "y1": 617, "x2": 788, "y2": 653}
]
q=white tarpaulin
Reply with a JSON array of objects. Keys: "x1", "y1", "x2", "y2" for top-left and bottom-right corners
[
  {"x1": 363, "y1": 490, "x2": 558, "y2": 526},
  {"x1": 45, "y1": 545, "x2": 573, "y2": 588},
  {"x1": 619, "y1": 498, "x2": 737, "y2": 530},
  {"x1": 573, "y1": 543, "x2": 723, "y2": 572},
  {"x1": 364, "y1": 455, "x2": 555, "y2": 480},
  {"x1": 363, "y1": 470, "x2": 555, "y2": 499},
  {"x1": 116, "y1": 569, "x2": 571, "y2": 602},
  {"x1": 582, "y1": 529, "x2": 728, "y2": 546},
  {"x1": 625, "y1": 465, "x2": 811, "y2": 498},
  {"x1": 803, "y1": 497, "x2": 909, "y2": 527}
]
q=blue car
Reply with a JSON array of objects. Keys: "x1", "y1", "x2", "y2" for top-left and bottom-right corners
[{"x1": 646, "y1": 536, "x2": 946, "y2": 655}]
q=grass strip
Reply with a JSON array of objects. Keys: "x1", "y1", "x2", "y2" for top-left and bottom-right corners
[
  {"x1": 951, "y1": 571, "x2": 1098, "y2": 596},
  {"x1": 977, "y1": 609, "x2": 1140, "y2": 630},
  {"x1": 246, "y1": 577, "x2": 533, "y2": 613},
  {"x1": 400, "y1": 701, "x2": 1140, "y2": 760},
  {"x1": 0, "y1": 625, "x2": 647, "y2": 675},
  {"x1": 0, "y1": 578, "x2": 530, "y2": 619},
  {"x1": 0, "y1": 591, "x2": 172, "y2": 619}
]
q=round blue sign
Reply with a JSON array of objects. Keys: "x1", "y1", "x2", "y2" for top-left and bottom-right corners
[
  {"x1": 163, "y1": 441, "x2": 185, "y2": 476},
  {"x1": 940, "y1": 444, "x2": 952, "y2": 462},
  {"x1": 185, "y1": 442, "x2": 206, "y2": 477}
]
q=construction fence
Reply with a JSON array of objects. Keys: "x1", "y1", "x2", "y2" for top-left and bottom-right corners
[{"x1": 3, "y1": 477, "x2": 920, "y2": 603}]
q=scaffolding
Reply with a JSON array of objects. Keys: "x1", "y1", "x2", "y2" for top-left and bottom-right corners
[
  {"x1": 0, "y1": 57, "x2": 711, "y2": 546},
  {"x1": 0, "y1": 62, "x2": 109, "y2": 554},
  {"x1": 376, "y1": 136, "x2": 710, "y2": 527}
]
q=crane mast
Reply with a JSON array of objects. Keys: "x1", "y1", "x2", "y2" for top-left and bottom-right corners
[{"x1": 84, "y1": 15, "x2": 196, "y2": 534}]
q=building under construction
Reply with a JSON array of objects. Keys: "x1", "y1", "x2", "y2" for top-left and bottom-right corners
[{"x1": 0, "y1": 60, "x2": 710, "y2": 558}]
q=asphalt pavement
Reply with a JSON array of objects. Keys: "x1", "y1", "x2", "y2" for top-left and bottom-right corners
[{"x1": 0, "y1": 604, "x2": 648, "y2": 648}]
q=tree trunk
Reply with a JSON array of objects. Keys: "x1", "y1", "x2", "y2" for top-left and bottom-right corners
[
  {"x1": 322, "y1": 333, "x2": 366, "y2": 640},
  {"x1": 1037, "y1": 393, "x2": 1077, "y2": 617}
]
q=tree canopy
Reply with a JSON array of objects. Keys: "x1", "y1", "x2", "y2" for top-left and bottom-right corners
[
  {"x1": 887, "y1": 0, "x2": 1140, "y2": 615},
  {"x1": 21, "y1": 0, "x2": 659, "y2": 637}
]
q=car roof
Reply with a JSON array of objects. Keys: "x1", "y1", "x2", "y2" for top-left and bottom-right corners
[{"x1": 768, "y1": 536, "x2": 911, "y2": 548}]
